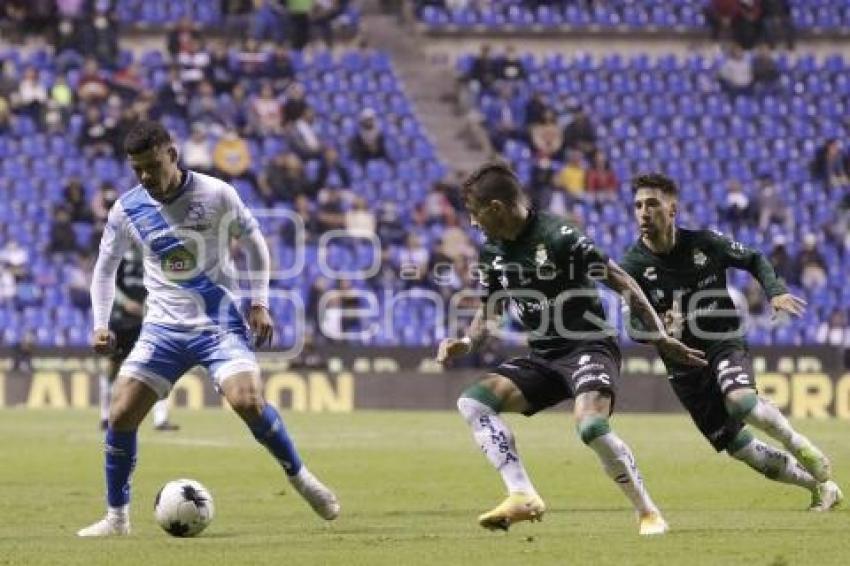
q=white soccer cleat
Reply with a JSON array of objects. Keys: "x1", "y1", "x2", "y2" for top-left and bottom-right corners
[
  {"x1": 76, "y1": 516, "x2": 131, "y2": 537},
  {"x1": 810, "y1": 481, "x2": 843, "y2": 512},
  {"x1": 289, "y1": 467, "x2": 340, "y2": 520},
  {"x1": 638, "y1": 510, "x2": 669, "y2": 536}
]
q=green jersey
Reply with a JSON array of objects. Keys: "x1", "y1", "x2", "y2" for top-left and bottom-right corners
[
  {"x1": 477, "y1": 210, "x2": 616, "y2": 356},
  {"x1": 620, "y1": 228, "x2": 787, "y2": 374}
]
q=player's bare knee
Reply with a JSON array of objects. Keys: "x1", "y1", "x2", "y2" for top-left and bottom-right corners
[
  {"x1": 458, "y1": 374, "x2": 520, "y2": 415},
  {"x1": 724, "y1": 389, "x2": 757, "y2": 420}
]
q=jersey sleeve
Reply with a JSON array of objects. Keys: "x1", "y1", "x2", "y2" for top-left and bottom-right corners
[
  {"x1": 220, "y1": 182, "x2": 260, "y2": 238},
  {"x1": 705, "y1": 230, "x2": 788, "y2": 298},
  {"x1": 552, "y1": 223, "x2": 610, "y2": 273},
  {"x1": 91, "y1": 203, "x2": 132, "y2": 329}
]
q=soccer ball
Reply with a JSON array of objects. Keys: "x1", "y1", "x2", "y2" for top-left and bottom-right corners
[{"x1": 154, "y1": 479, "x2": 215, "y2": 537}]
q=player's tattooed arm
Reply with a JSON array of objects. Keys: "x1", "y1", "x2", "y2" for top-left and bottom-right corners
[{"x1": 602, "y1": 259, "x2": 707, "y2": 367}]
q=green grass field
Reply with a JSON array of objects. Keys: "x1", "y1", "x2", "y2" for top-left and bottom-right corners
[{"x1": 1, "y1": 410, "x2": 849, "y2": 566}]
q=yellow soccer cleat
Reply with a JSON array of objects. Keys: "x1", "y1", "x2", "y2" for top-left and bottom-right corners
[
  {"x1": 638, "y1": 510, "x2": 669, "y2": 536},
  {"x1": 477, "y1": 492, "x2": 545, "y2": 531}
]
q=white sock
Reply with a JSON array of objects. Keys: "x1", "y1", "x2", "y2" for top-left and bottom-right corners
[
  {"x1": 152, "y1": 400, "x2": 169, "y2": 427},
  {"x1": 99, "y1": 375, "x2": 110, "y2": 422},
  {"x1": 457, "y1": 397, "x2": 536, "y2": 495},
  {"x1": 744, "y1": 398, "x2": 809, "y2": 452},
  {"x1": 730, "y1": 437, "x2": 818, "y2": 491},
  {"x1": 107, "y1": 504, "x2": 129, "y2": 521},
  {"x1": 588, "y1": 432, "x2": 656, "y2": 515}
]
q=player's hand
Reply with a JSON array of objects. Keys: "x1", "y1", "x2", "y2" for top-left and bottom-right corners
[
  {"x1": 770, "y1": 293, "x2": 807, "y2": 318},
  {"x1": 656, "y1": 335, "x2": 707, "y2": 367},
  {"x1": 92, "y1": 328, "x2": 115, "y2": 355},
  {"x1": 436, "y1": 338, "x2": 471, "y2": 364},
  {"x1": 248, "y1": 304, "x2": 274, "y2": 348},
  {"x1": 662, "y1": 299, "x2": 684, "y2": 339}
]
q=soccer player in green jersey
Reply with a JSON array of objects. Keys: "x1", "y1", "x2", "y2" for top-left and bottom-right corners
[
  {"x1": 620, "y1": 172, "x2": 841, "y2": 511},
  {"x1": 438, "y1": 162, "x2": 707, "y2": 535}
]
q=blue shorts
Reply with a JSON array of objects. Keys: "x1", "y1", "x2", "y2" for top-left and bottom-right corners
[{"x1": 121, "y1": 323, "x2": 259, "y2": 399}]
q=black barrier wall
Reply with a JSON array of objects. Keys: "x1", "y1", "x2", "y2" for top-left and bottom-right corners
[{"x1": 0, "y1": 346, "x2": 847, "y2": 418}]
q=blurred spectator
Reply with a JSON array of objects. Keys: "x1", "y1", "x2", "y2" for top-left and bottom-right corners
[
  {"x1": 816, "y1": 310, "x2": 850, "y2": 347},
  {"x1": 250, "y1": 82, "x2": 284, "y2": 137},
  {"x1": 68, "y1": 254, "x2": 93, "y2": 310},
  {"x1": 811, "y1": 139, "x2": 850, "y2": 189},
  {"x1": 438, "y1": 215, "x2": 475, "y2": 263},
  {"x1": 398, "y1": 232, "x2": 430, "y2": 288},
  {"x1": 795, "y1": 233, "x2": 827, "y2": 291},
  {"x1": 346, "y1": 196, "x2": 376, "y2": 236},
  {"x1": 0, "y1": 238, "x2": 28, "y2": 280},
  {"x1": 65, "y1": 178, "x2": 94, "y2": 223},
  {"x1": 0, "y1": 263, "x2": 15, "y2": 303},
  {"x1": 313, "y1": 0, "x2": 350, "y2": 47},
  {"x1": 316, "y1": 146, "x2": 351, "y2": 189},
  {"x1": 529, "y1": 156, "x2": 556, "y2": 208},
  {"x1": 732, "y1": 0, "x2": 763, "y2": 50},
  {"x1": 11, "y1": 332, "x2": 35, "y2": 373},
  {"x1": 289, "y1": 0, "x2": 313, "y2": 50},
  {"x1": 188, "y1": 81, "x2": 227, "y2": 136},
  {"x1": 704, "y1": 0, "x2": 741, "y2": 42},
  {"x1": 317, "y1": 187, "x2": 347, "y2": 232},
  {"x1": 265, "y1": 45, "x2": 296, "y2": 90},
  {"x1": 49, "y1": 74, "x2": 74, "y2": 116},
  {"x1": 12, "y1": 66, "x2": 47, "y2": 124},
  {"x1": 89, "y1": 5, "x2": 119, "y2": 66},
  {"x1": 752, "y1": 45, "x2": 780, "y2": 86},
  {"x1": 177, "y1": 39, "x2": 211, "y2": 91},
  {"x1": 424, "y1": 183, "x2": 454, "y2": 225},
  {"x1": 258, "y1": 152, "x2": 314, "y2": 204},
  {"x1": 207, "y1": 43, "x2": 237, "y2": 96},
  {"x1": 91, "y1": 182, "x2": 118, "y2": 223},
  {"x1": 563, "y1": 107, "x2": 597, "y2": 157},
  {"x1": 157, "y1": 66, "x2": 190, "y2": 119},
  {"x1": 0, "y1": 95, "x2": 11, "y2": 133},
  {"x1": 48, "y1": 207, "x2": 79, "y2": 254},
  {"x1": 0, "y1": 61, "x2": 16, "y2": 100},
  {"x1": 212, "y1": 129, "x2": 256, "y2": 186},
  {"x1": 283, "y1": 82, "x2": 308, "y2": 124},
  {"x1": 466, "y1": 44, "x2": 500, "y2": 93},
  {"x1": 530, "y1": 109, "x2": 564, "y2": 160},
  {"x1": 288, "y1": 106, "x2": 322, "y2": 159},
  {"x1": 167, "y1": 17, "x2": 201, "y2": 58},
  {"x1": 768, "y1": 235, "x2": 795, "y2": 284},
  {"x1": 719, "y1": 44, "x2": 754, "y2": 95},
  {"x1": 755, "y1": 174, "x2": 793, "y2": 232},
  {"x1": 525, "y1": 91, "x2": 548, "y2": 127},
  {"x1": 251, "y1": 0, "x2": 288, "y2": 43},
  {"x1": 77, "y1": 58, "x2": 111, "y2": 105},
  {"x1": 79, "y1": 106, "x2": 115, "y2": 157},
  {"x1": 182, "y1": 124, "x2": 215, "y2": 175},
  {"x1": 281, "y1": 193, "x2": 320, "y2": 245},
  {"x1": 350, "y1": 108, "x2": 389, "y2": 164},
  {"x1": 721, "y1": 179, "x2": 756, "y2": 224},
  {"x1": 554, "y1": 150, "x2": 586, "y2": 202},
  {"x1": 484, "y1": 83, "x2": 523, "y2": 151},
  {"x1": 377, "y1": 202, "x2": 406, "y2": 246},
  {"x1": 585, "y1": 150, "x2": 618, "y2": 199},
  {"x1": 218, "y1": 83, "x2": 251, "y2": 133},
  {"x1": 761, "y1": 0, "x2": 794, "y2": 50},
  {"x1": 499, "y1": 45, "x2": 526, "y2": 83},
  {"x1": 236, "y1": 37, "x2": 267, "y2": 79}
]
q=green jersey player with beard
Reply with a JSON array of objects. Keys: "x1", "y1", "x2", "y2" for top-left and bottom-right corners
[{"x1": 620, "y1": 172, "x2": 841, "y2": 511}]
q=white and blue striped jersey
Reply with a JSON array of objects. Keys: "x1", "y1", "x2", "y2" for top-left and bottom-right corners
[{"x1": 91, "y1": 170, "x2": 270, "y2": 332}]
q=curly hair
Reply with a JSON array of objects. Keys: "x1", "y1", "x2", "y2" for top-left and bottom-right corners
[
  {"x1": 630, "y1": 172, "x2": 679, "y2": 197},
  {"x1": 123, "y1": 120, "x2": 173, "y2": 155}
]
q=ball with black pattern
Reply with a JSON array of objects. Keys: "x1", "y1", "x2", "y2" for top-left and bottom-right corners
[{"x1": 154, "y1": 479, "x2": 215, "y2": 537}]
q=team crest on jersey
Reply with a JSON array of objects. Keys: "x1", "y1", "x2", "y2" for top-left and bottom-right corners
[
  {"x1": 534, "y1": 243, "x2": 548, "y2": 267},
  {"x1": 186, "y1": 201, "x2": 206, "y2": 221},
  {"x1": 693, "y1": 249, "x2": 707, "y2": 267},
  {"x1": 651, "y1": 288, "x2": 665, "y2": 303},
  {"x1": 643, "y1": 266, "x2": 657, "y2": 281}
]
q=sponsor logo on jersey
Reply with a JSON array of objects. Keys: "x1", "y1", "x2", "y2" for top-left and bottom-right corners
[
  {"x1": 693, "y1": 249, "x2": 707, "y2": 267},
  {"x1": 572, "y1": 362, "x2": 605, "y2": 378},
  {"x1": 718, "y1": 359, "x2": 730, "y2": 371},
  {"x1": 161, "y1": 247, "x2": 197, "y2": 280},
  {"x1": 643, "y1": 266, "x2": 657, "y2": 281},
  {"x1": 579, "y1": 354, "x2": 592, "y2": 366}
]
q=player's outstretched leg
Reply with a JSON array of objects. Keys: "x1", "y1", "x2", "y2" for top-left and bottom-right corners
[
  {"x1": 725, "y1": 390, "x2": 833, "y2": 483},
  {"x1": 727, "y1": 428, "x2": 843, "y2": 511},
  {"x1": 78, "y1": 376, "x2": 158, "y2": 537},
  {"x1": 221, "y1": 372, "x2": 339, "y2": 521},
  {"x1": 151, "y1": 399, "x2": 180, "y2": 431},
  {"x1": 575, "y1": 392, "x2": 666, "y2": 536},
  {"x1": 457, "y1": 377, "x2": 544, "y2": 531}
]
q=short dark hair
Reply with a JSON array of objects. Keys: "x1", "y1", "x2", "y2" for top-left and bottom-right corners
[
  {"x1": 123, "y1": 120, "x2": 172, "y2": 155},
  {"x1": 462, "y1": 161, "x2": 525, "y2": 205},
  {"x1": 631, "y1": 172, "x2": 679, "y2": 197}
]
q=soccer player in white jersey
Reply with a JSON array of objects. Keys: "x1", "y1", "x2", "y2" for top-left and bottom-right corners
[{"x1": 78, "y1": 121, "x2": 339, "y2": 537}]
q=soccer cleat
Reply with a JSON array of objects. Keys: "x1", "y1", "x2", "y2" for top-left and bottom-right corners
[
  {"x1": 477, "y1": 492, "x2": 545, "y2": 531},
  {"x1": 638, "y1": 510, "x2": 669, "y2": 536},
  {"x1": 76, "y1": 516, "x2": 131, "y2": 537},
  {"x1": 289, "y1": 467, "x2": 340, "y2": 520},
  {"x1": 810, "y1": 481, "x2": 843, "y2": 512},
  {"x1": 793, "y1": 443, "x2": 832, "y2": 483}
]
